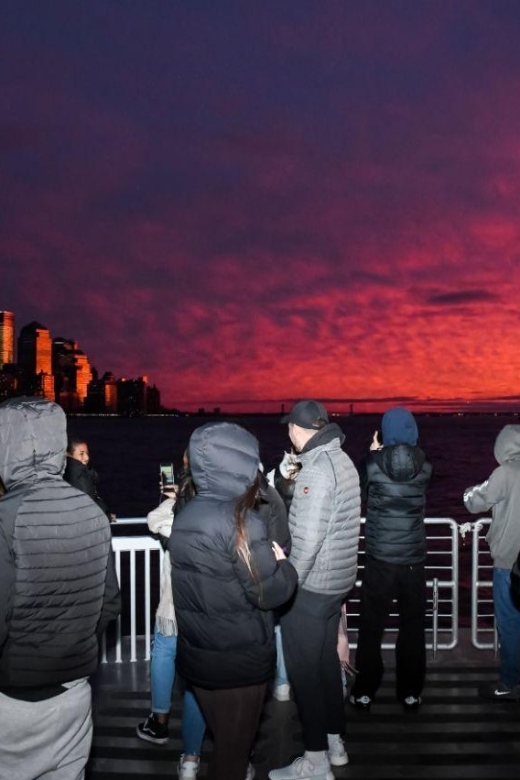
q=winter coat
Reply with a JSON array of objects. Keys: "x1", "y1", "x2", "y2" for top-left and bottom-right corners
[
  {"x1": 168, "y1": 422, "x2": 298, "y2": 690},
  {"x1": 64, "y1": 456, "x2": 111, "y2": 518},
  {"x1": 359, "y1": 444, "x2": 432, "y2": 565},
  {"x1": 147, "y1": 497, "x2": 177, "y2": 636},
  {"x1": 288, "y1": 423, "x2": 361, "y2": 596},
  {"x1": 257, "y1": 471, "x2": 291, "y2": 552},
  {"x1": 0, "y1": 397, "x2": 121, "y2": 691},
  {"x1": 464, "y1": 424, "x2": 520, "y2": 569}
]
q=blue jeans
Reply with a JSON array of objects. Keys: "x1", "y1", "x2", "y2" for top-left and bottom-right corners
[
  {"x1": 493, "y1": 567, "x2": 520, "y2": 688},
  {"x1": 150, "y1": 626, "x2": 206, "y2": 755},
  {"x1": 274, "y1": 623, "x2": 289, "y2": 687}
]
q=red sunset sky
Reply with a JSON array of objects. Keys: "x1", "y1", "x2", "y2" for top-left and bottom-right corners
[{"x1": 2, "y1": 1, "x2": 520, "y2": 412}]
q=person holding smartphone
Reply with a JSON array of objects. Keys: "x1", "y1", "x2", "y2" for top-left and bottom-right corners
[
  {"x1": 349, "y1": 406, "x2": 432, "y2": 710},
  {"x1": 136, "y1": 454, "x2": 207, "y2": 780}
]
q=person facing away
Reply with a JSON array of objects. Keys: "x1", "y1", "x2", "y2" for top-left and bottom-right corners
[
  {"x1": 64, "y1": 437, "x2": 116, "y2": 522},
  {"x1": 0, "y1": 397, "x2": 121, "y2": 780},
  {"x1": 464, "y1": 423, "x2": 520, "y2": 700},
  {"x1": 270, "y1": 400, "x2": 361, "y2": 780},
  {"x1": 349, "y1": 406, "x2": 432, "y2": 711},
  {"x1": 169, "y1": 422, "x2": 298, "y2": 780}
]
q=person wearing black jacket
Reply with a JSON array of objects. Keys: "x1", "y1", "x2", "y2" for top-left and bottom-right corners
[
  {"x1": 169, "y1": 422, "x2": 298, "y2": 780},
  {"x1": 0, "y1": 397, "x2": 121, "y2": 780},
  {"x1": 64, "y1": 438, "x2": 116, "y2": 522},
  {"x1": 349, "y1": 406, "x2": 432, "y2": 710}
]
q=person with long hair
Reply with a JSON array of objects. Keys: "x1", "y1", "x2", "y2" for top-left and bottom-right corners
[{"x1": 168, "y1": 422, "x2": 298, "y2": 780}]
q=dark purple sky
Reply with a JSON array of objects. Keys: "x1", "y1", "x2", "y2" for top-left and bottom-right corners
[{"x1": 2, "y1": 1, "x2": 520, "y2": 411}]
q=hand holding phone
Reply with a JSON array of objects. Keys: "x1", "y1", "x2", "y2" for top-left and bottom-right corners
[{"x1": 160, "y1": 462, "x2": 175, "y2": 491}]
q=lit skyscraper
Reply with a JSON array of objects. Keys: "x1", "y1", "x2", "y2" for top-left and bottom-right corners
[
  {"x1": 18, "y1": 321, "x2": 55, "y2": 399},
  {"x1": 0, "y1": 310, "x2": 15, "y2": 367}
]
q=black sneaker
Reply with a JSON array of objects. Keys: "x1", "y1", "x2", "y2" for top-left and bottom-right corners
[
  {"x1": 401, "y1": 695, "x2": 422, "y2": 709},
  {"x1": 349, "y1": 693, "x2": 372, "y2": 710},
  {"x1": 136, "y1": 714, "x2": 169, "y2": 744},
  {"x1": 479, "y1": 682, "x2": 520, "y2": 701}
]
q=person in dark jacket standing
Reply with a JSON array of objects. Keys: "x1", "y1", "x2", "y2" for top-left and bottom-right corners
[
  {"x1": 64, "y1": 437, "x2": 116, "y2": 522},
  {"x1": 0, "y1": 397, "x2": 121, "y2": 780},
  {"x1": 350, "y1": 406, "x2": 432, "y2": 710},
  {"x1": 169, "y1": 422, "x2": 298, "y2": 780}
]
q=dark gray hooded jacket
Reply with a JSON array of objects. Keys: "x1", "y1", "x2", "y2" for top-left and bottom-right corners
[
  {"x1": 169, "y1": 422, "x2": 298, "y2": 689},
  {"x1": 0, "y1": 397, "x2": 120, "y2": 691}
]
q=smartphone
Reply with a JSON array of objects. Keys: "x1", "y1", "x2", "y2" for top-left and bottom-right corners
[{"x1": 159, "y1": 462, "x2": 175, "y2": 489}]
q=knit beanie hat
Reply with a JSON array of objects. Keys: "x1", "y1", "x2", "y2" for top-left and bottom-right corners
[{"x1": 381, "y1": 406, "x2": 418, "y2": 446}]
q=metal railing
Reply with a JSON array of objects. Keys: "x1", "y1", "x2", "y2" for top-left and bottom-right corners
[
  {"x1": 102, "y1": 516, "x2": 460, "y2": 663},
  {"x1": 101, "y1": 533, "x2": 162, "y2": 663},
  {"x1": 461, "y1": 518, "x2": 498, "y2": 651},
  {"x1": 347, "y1": 518, "x2": 459, "y2": 657}
]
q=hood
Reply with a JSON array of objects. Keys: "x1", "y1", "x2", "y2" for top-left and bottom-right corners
[
  {"x1": 0, "y1": 397, "x2": 67, "y2": 490},
  {"x1": 381, "y1": 406, "x2": 418, "y2": 446},
  {"x1": 188, "y1": 421, "x2": 259, "y2": 499},
  {"x1": 300, "y1": 422, "x2": 345, "y2": 454},
  {"x1": 494, "y1": 424, "x2": 520, "y2": 465},
  {"x1": 375, "y1": 444, "x2": 426, "y2": 482}
]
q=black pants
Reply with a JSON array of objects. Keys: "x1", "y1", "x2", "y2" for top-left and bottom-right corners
[
  {"x1": 281, "y1": 589, "x2": 344, "y2": 751},
  {"x1": 193, "y1": 683, "x2": 267, "y2": 780},
  {"x1": 351, "y1": 556, "x2": 426, "y2": 701}
]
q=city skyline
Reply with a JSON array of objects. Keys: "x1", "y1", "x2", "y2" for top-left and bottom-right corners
[{"x1": 2, "y1": 2, "x2": 520, "y2": 413}]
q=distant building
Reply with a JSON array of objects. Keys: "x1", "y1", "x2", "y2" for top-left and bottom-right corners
[
  {"x1": 53, "y1": 337, "x2": 93, "y2": 411},
  {"x1": 117, "y1": 376, "x2": 148, "y2": 416},
  {"x1": 85, "y1": 371, "x2": 118, "y2": 414},
  {"x1": 17, "y1": 321, "x2": 54, "y2": 400},
  {"x1": 0, "y1": 310, "x2": 15, "y2": 368},
  {"x1": 146, "y1": 384, "x2": 161, "y2": 414}
]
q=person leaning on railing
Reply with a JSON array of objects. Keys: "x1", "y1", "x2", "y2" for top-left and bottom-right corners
[{"x1": 464, "y1": 423, "x2": 520, "y2": 701}]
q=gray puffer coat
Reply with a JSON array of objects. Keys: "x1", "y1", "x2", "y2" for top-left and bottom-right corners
[
  {"x1": 288, "y1": 423, "x2": 361, "y2": 596},
  {"x1": 0, "y1": 397, "x2": 120, "y2": 690}
]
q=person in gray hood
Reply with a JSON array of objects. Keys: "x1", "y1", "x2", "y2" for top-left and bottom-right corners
[
  {"x1": 349, "y1": 406, "x2": 432, "y2": 713},
  {"x1": 464, "y1": 424, "x2": 520, "y2": 700},
  {"x1": 0, "y1": 397, "x2": 120, "y2": 780}
]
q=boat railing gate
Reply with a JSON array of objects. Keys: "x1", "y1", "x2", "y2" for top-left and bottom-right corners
[
  {"x1": 102, "y1": 516, "x2": 459, "y2": 663},
  {"x1": 460, "y1": 518, "x2": 498, "y2": 652},
  {"x1": 346, "y1": 517, "x2": 459, "y2": 659}
]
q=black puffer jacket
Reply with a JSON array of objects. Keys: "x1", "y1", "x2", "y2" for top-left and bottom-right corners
[
  {"x1": 64, "y1": 456, "x2": 111, "y2": 518},
  {"x1": 0, "y1": 397, "x2": 121, "y2": 690},
  {"x1": 169, "y1": 422, "x2": 298, "y2": 690},
  {"x1": 359, "y1": 444, "x2": 432, "y2": 565}
]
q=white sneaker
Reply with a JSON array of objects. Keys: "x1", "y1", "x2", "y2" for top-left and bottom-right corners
[
  {"x1": 245, "y1": 763, "x2": 255, "y2": 780},
  {"x1": 268, "y1": 754, "x2": 334, "y2": 780},
  {"x1": 273, "y1": 683, "x2": 291, "y2": 701},
  {"x1": 178, "y1": 754, "x2": 200, "y2": 779},
  {"x1": 327, "y1": 733, "x2": 349, "y2": 766}
]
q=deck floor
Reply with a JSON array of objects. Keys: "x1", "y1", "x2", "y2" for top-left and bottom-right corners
[{"x1": 86, "y1": 637, "x2": 520, "y2": 779}]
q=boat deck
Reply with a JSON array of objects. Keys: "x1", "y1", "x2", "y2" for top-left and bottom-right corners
[{"x1": 86, "y1": 631, "x2": 520, "y2": 779}]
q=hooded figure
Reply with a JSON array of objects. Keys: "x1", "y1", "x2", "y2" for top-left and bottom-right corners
[
  {"x1": 362, "y1": 407, "x2": 431, "y2": 565},
  {"x1": 168, "y1": 422, "x2": 297, "y2": 780},
  {"x1": 0, "y1": 397, "x2": 120, "y2": 780},
  {"x1": 349, "y1": 406, "x2": 432, "y2": 711},
  {"x1": 464, "y1": 424, "x2": 520, "y2": 699}
]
